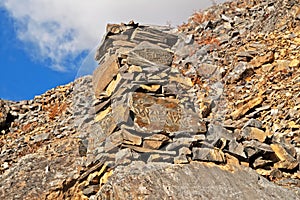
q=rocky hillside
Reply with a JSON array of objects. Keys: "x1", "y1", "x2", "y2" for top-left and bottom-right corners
[{"x1": 1, "y1": 0, "x2": 300, "y2": 199}]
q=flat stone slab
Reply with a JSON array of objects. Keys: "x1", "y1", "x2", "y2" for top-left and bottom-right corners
[
  {"x1": 131, "y1": 27, "x2": 178, "y2": 47},
  {"x1": 92, "y1": 55, "x2": 119, "y2": 97},
  {"x1": 130, "y1": 92, "x2": 206, "y2": 134},
  {"x1": 127, "y1": 41, "x2": 174, "y2": 66}
]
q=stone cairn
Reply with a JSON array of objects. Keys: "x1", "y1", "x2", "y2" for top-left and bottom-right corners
[{"x1": 91, "y1": 22, "x2": 224, "y2": 166}]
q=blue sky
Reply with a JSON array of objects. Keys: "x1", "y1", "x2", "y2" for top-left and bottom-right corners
[
  {"x1": 0, "y1": 7, "x2": 80, "y2": 100},
  {"x1": 0, "y1": 8, "x2": 74, "y2": 100},
  {"x1": 0, "y1": 0, "x2": 224, "y2": 101}
]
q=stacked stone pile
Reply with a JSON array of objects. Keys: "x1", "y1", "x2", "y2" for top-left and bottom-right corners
[
  {"x1": 91, "y1": 22, "x2": 209, "y2": 166},
  {"x1": 0, "y1": 0, "x2": 300, "y2": 199}
]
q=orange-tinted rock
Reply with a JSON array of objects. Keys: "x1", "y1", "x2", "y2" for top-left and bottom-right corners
[
  {"x1": 250, "y1": 51, "x2": 275, "y2": 68},
  {"x1": 270, "y1": 144, "x2": 299, "y2": 170},
  {"x1": 192, "y1": 148, "x2": 226, "y2": 163},
  {"x1": 242, "y1": 127, "x2": 268, "y2": 142},
  {"x1": 92, "y1": 55, "x2": 119, "y2": 97},
  {"x1": 121, "y1": 129, "x2": 142, "y2": 146},
  {"x1": 143, "y1": 134, "x2": 170, "y2": 149},
  {"x1": 231, "y1": 96, "x2": 263, "y2": 120},
  {"x1": 289, "y1": 59, "x2": 300, "y2": 68}
]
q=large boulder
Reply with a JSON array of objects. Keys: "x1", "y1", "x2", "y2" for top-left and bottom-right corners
[{"x1": 96, "y1": 161, "x2": 300, "y2": 200}]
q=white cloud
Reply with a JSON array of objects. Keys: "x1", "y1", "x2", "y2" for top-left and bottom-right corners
[{"x1": 1, "y1": 0, "x2": 226, "y2": 72}]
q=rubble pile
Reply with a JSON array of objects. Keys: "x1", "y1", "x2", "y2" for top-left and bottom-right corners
[
  {"x1": 177, "y1": 0, "x2": 300, "y2": 185},
  {"x1": 0, "y1": 0, "x2": 300, "y2": 199}
]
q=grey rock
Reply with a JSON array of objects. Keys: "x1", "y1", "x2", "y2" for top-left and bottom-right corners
[
  {"x1": 147, "y1": 154, "x2": 173, "y2": 163},
  {"x1": 253, "y1": 157, "x2": 273, "y2": 169},
  {"x1": 127, "y1": 41, "x2": 174, "y2": 67},
  {"x1": 131, "y1": 27, "x2": 178, "y2": 48},
  {"x1": 243, "y1": 119, "x2": 263, "y2": 129},
  {"x1": 31, "y1": 132, "x2": 51, "y2": 143},
  {"x1": 243, "y1": 140, "x2": 274, "y2": 159},
  {"x1": 96, "y1": 162, "x2": 300, "y2": 200},
  {"x1": 228, "y1": 139, "x2": 247, "y2": 159},
  {"x1": 206, "y1": 124, "x2": 234, "y2": 147},
  {"x1": 242, "y1": 127, "x2": 267, "y2": 142},
  {"x1": 236, "y1": 51, "x2": 255, "y2": 60},
  {"x1": 121, "y1": 129, "x2": 142, "y2": 146},
  {"x1": 192, "y1": 147, "x2": 225, "y2": 163},
  {"x1": 83, "y1": 185, "x2": 100, "y2": 196},
  {"x1": 173, "y1": 132, "x2": 192, "y2": 138},
  {"x1": 92, "y1": 55, "x2": 120, "y2": 97},
  {"x1": 221, "y1": 14, "x2": 233, "y2": 22},
  {"x1": 179, "y1": 146, "x2": 192, "y2": 156},
  {"x1": 104, "y1": 131, "x2": 123, "y2": 153},
  {"x1": 94, "y1": 37, "x2": 114, "y2": 62},
  {"x1": 174, "y1": 154, "x2": 189, "y2": 164},
  {"x1": 226, "y1": 62, "x2": 254, "y2": 83},
  {"x1": 165, "y1": 141, "x2": 189, "y2": 152},
  {"x1": 196, "y1": 63, "x2": 218, "y2": 79},
  {"x1": 115, "y1": 148, "x2": 136, "y2": 165}
]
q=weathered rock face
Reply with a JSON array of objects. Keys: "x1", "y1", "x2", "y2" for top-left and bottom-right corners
[
  {"x1": 96, "y1": 161, "x2": 300, "y2": 200},
  {"x1": 1, "y1": 0, "x2": 300, "y2": 199}
]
